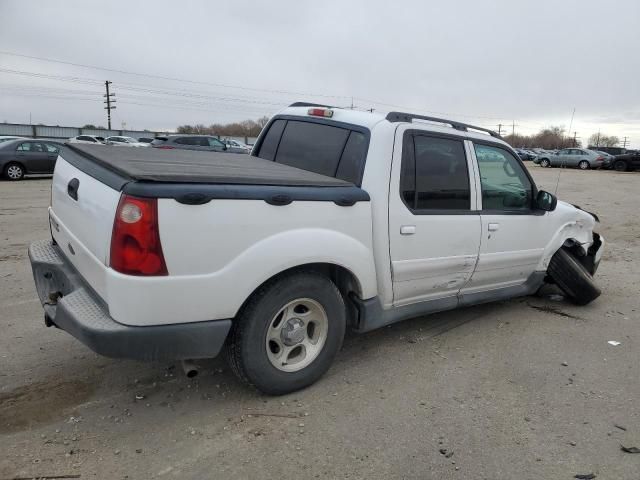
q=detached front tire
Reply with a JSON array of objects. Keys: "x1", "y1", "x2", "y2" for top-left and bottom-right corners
[
  {"x1": 227, "y1": 271, "x2": 346, "y2": 395},
  {"x1": 548, "y1": 248, "x2": 601, "y2": 305}
]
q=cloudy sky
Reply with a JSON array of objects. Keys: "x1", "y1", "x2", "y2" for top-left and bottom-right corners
[{"x1": 1, "y1": 0, "x2": 639, "y2": 146}]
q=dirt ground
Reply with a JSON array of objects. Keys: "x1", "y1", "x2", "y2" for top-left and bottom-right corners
[{"x1": 1, "y1": 165, "x2": 639, "y2": 480}]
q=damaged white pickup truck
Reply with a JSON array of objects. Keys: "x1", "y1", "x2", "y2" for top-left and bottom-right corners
[{"x1": 29, "y1": 104, "x2": 604, "y2": 394}]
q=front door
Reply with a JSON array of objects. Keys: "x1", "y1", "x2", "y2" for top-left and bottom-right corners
[
  {"x1": 463, "y1": 142, "x2": 547, "y2": 294},
  {"x1": 389, "y1": 128, "x2": 481, "y2": 306}
]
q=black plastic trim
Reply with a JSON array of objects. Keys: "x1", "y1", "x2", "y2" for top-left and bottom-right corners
[{"x1": 123, "y1": 182, "x2": 371, "y2": 206}]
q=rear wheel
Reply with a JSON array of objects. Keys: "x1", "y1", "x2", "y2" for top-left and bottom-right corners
[
  {"x1": 540, "y1": 158, "x2": 551, "y2": 168},
  {"x1": 226, "y1": 271, "x2": 346, "y2": 395},
  {"x1": 547, "y1": 248, "x2": 601, "y2": 305},
  {"x1": 578, "y1": 160, "x2": 590, "y2": 170},
  {"x1": 4, "y1": 163, "x2": 24, "y2": 181},
  {"x1": 614, "y1": 160, "x2": 627, "y2": 172}
]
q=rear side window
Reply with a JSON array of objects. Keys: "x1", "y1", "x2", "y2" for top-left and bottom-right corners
[
  {"x1": 174, "y1": 137, "x2": 201, "y2": 145},
  {"x1": 16, "y1": 142, "x2": 32, "y2": 151},
  {"x1": 207, "y1": 137, "x2": 225, "y2": 148},
  {"x1": 45, "y1": 143, "x2": 59, "y2": 153},
  {"x1": 400, "y1": 134, "x2": 470, "y2": 211},
  {"x1": 256, "y1": 118, "x2": 369, "y2": 184}
]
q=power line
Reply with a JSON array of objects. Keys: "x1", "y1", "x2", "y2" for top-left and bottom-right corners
[{"x1": 0, "y1": 50, "x2": 352, "y2": 99}]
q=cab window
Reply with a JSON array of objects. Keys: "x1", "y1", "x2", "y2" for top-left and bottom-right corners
[{"x1": 474, "y1": 143, "x2": 533, "y2": 211}]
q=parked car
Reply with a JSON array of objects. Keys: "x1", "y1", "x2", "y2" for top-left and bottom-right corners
[
  {"x1": 68, "y1": 135, "x2": 105, "y2": 145},
  {"x1": 534, "y1": 148, "x2": 605, "y2": 169},
  {"x1": 137, "y1": 137, "x2": 155, "y2": 144},
  {"x1": 224, "y1": 139, "x2": 252, "y2": 154},
  {"x1": 594, "y1": 150, "x2": 615, "y2": 168},
  {"x1": 0, "y1": 139, "x2": 60, "y2": 180},
  {"x1": 610, "y1": 151, "x2": 640, "y2": 171},
  {"x1": 150, "y1": 135, "x2": 228, "y2": 152},
  {"x1": 29, "y1": 104, "x2": 604, "y2": 394},
  {"x1": 514, "y1": 148, "x2": 536, "y2": 161},
  {"x1": 0, "y1": 135, "x2": 27, "y2": 144},
  {"x1": 104, "y1": 136, "x2": 150, "y2": 147}
]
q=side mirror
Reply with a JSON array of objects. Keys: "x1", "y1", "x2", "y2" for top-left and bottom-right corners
[{"x1": 536, "y1": 190, "x2": 557, "y2": 211}]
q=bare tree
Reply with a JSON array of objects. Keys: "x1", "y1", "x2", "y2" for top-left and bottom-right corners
[{"x1": 588, "y1": 133, "x2": 619, "y2": 148}]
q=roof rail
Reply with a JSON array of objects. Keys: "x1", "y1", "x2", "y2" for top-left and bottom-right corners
[
  {"x1": 385, "y1": 111, "x2": 501, "y2": 138},
  {"x1": 289, "y1": 102, "x2": 335, "y2": 108}
]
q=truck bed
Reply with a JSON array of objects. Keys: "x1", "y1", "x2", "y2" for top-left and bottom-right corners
[{"x1": 65, "y1": 144, "x2": 350, "y2": 187}]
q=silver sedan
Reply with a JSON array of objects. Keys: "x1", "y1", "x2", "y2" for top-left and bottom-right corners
[{"x1": 534, "y1": 148, "x2": 606, "y2": 169}]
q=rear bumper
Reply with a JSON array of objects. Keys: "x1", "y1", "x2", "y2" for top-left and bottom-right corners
[{"x1": 28, "y1": 240, "x2": 232, "y2": 361}]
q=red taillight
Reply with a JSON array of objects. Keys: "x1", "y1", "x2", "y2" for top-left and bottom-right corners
[
  {"x1": 596, "y1": 156, "x2": 604, "y2": 161},
  {"x1": 307, "y1": 108, "x2": 333, "y2": 118},
  {"x1": 110, "y1": 195, "x2": 168, "y2": 276},
  {"x1": 155, "y1": 145, "x2": 174, "y2": 149}
]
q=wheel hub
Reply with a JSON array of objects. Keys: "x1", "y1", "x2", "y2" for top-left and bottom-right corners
[{"x1": 281, "y1": 318, "x2": 305, "y2": 346}]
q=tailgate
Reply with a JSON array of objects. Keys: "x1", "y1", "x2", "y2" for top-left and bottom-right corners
[{"x1": 50, "y1": 156, "x2": 121, "y2": 298}]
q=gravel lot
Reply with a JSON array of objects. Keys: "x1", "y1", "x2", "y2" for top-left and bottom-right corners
[{"x1": 1, "y1": 166, "x2": 639, "y2": 479}]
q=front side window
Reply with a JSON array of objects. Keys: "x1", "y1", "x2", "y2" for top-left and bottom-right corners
[
  {"x1": 474, "y1": 143, "x2": 532, "y2": 211},
  {"x1": 400, "y1": 134, "x2": 470, "y2": 211}
]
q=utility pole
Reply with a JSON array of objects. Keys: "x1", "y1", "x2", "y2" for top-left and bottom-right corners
[
  {"x1": 497, "y1": 123, "x2": 504, "y2": 136},
  {"x1": 622, "y1": 136, "x2": 629, "y2": 149},
  {"x1": 572, "y1": 131, "x2": 579, "y2": 147},
  {"x1": 512, "y1": 120, "x2": 519, "y2": 137},
  {"x1": 103, "y1": 80, "x2": 116, "y2": 129},
  {"x1": 595, "y1": 129, "x2": 600, "y2": 147}
]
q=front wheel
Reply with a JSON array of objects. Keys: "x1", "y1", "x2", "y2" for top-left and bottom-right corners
[
  {"x1": 578, "y1": 160, "x2": 590, "y2": 170},
  {"x1": 4, "y1": 163, "x2": 24, "y2": 180},
  {"x1": 540, "y1": 158, "x2": 551, "y2": 168},
  {"x1": 226, "y1": 271, "x2": 346, "y2": 395}
]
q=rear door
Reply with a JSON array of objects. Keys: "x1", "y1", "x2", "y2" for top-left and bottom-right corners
[
  {"x1": 16, "y1": 141, "x2": 50, "y2": 173},
  {"x1": 388, "y1": 128, "x2": 481, "y2": 306},
  {"x1": 463, "y1": 142, "x2": 546, "y2": 293}
]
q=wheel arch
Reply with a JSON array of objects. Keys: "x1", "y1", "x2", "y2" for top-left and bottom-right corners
[{"x1": 236, "y1": 262, "x2": 365, "y2": 326}]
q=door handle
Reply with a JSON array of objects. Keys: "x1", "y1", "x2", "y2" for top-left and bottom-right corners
[
  {"x1": 67, "y1": 178, "x2": 80, "y2": 201},
  {"x1": 400, "y1": 225, "x2": 416, "y2": 235},
  {"x1": 488, "y1": 223, "x2": 500, "y2": 232}
]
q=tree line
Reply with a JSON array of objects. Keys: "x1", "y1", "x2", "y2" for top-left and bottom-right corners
[
  {"x1": 176, "y1": 116, "x2": 270, "y2": 137},
  {"x1": 503, "y1": 126, "x2": 620, "y2": 149}
]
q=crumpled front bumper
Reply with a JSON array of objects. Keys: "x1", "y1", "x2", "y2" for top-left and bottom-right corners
[{"x1": 28, "y1": 239, "x2": 232, "y2": 361}]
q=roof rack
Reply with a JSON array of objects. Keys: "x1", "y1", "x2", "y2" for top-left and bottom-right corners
[
  {"x1": 385, "y1": 111, "x2": 501, "y2": 138},
  {"x1": 289, "y1": 102, "x2": 335, "y2": 109}
]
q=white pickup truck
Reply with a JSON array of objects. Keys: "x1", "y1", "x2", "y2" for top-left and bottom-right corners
[{"x1": 29, "y1": 104, "x2": 604, "y2": 394}]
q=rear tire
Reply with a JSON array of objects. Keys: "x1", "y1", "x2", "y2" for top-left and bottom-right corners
[
  {"x1": 578, "y1": 160, "x2": 590, "y2": 170},
  {"x1": 226, "y1": 271, "x2": 346, "y2": 395},
  {"x1": 540, "y1": 158, "x2": 551, "y2": 168},
  {"x1": 547, "y1": 248, "x2": 601, "y2": 305},
  {"x1": 4, "y1": 162, "x2": 24, "y2": 181},
  {"x1": 614, "y1": 160, "x2": 627, "y2": 172}
]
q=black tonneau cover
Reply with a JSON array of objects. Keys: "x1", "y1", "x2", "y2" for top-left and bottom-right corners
[
  {"x1": 62, "y1": 144, "x2": 370, "y2": 206},
  {"x1": 66, "y1": 144, "x2": 349, "y2": 187}
]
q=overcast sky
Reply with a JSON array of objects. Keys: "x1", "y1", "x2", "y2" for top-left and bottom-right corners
[{"x1": 1, "y1": 0, "x2": 639, "y2": 146}]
